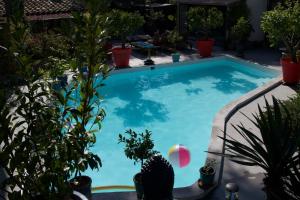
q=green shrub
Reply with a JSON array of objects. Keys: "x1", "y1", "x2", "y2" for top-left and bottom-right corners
[
  {"x1": 187, "y1": 7, "x2": 223, "y2": 39},
  {"x1": 0, "y1": 80, "x2": 72, "y2": 199},
  {"x1": 167, "y1": 29, "x2": 183, "y2": 51},
  {"x1": 109, "y1": 10, "x2": 145, "y2": 48},
  {"x1": 261, "y1": 1, "x2": 300, "y2": 63},
  {"x1": 227, "y1": 0, "x2": 250, "y2": 27},
  {"x1": 230, "y1": 17, "x2": 252, "y2": 42}
]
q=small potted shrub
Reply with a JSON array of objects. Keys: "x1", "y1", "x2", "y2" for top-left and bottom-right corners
[
  {"x1": 230, "y1": 17, "x2": 253, "y2": 57},
  {"x1": 118, "y1": 129, "x2": 158, "y2": 199},
  {"x1": 187, "y1": 7, "x2": 223, "y2": 57},
  {"x1": 261, "y1": 1, "x2": 300, "y2": 85},
  {"x1": 109, "y1": 10, "x2": 145, "y2": 67},
  {"x1": 199, "y1": 158, "x2": 216, "y2": 187},
  {"x1": 167, "y1": 29, "x2": 183, "y2": 62}
]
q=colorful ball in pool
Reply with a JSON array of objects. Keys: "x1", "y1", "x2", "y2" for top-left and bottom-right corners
[{"x1": 168, "y1": 144, "x2": 191, "y2": 168}]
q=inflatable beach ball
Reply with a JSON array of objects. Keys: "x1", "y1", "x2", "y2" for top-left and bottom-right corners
[{"x1": 168, "y1": 144, "x2": 191, "y2": 168}]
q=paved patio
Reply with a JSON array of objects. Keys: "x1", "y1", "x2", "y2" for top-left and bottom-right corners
[
  {"x1": 207, "y1": 84, "x2": 297, "y2": 200},
  {"x1": 121, "y1": 45, "x2": 282, "y2": 69}
]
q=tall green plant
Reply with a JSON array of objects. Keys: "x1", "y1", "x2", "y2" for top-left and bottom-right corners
[
  {"x1": 0, "y1": 0, "x2": 111, "y2": 198},
  {"x1": 187, "y1": 7, "x2": 223, "y2": 40},
  {"x1": 109, "y1": 10, "x2": 145, "y2": 48},
  {"x1": 211, "y1": 97, "x2": 299, "y2": 200},
  {"x1": 0, "y1": 80, "x2": 71, "y2": 199},
  {"x1": 261, "y1": 1, "x2": 300, "y2": 63},
  {"x1": 57, "y1": 0, "x2": 110, "y2": 180}
]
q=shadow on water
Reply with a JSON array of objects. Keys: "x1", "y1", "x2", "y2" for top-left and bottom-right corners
[
  {"x1": 100, "y1": 65, "x2": 269, "y2": 127},
  {"x1": 102, "y1": 76, "x2": 173, "y2": 127},
  {"x1": 185, "y1": 88, "x2": 203, "y2": 95},
  {"x1": 211, "y1": 67, "x2": 259, "y2": 94}
]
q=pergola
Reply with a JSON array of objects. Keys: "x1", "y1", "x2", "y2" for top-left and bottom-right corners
[{"x1": 176, "y1": 0, "x2": 241, "y2": 47}]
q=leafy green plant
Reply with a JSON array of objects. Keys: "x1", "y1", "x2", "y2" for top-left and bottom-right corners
[
  {"x1": 261, "y1": 1, "x2": 300, "y2": 63},
  {"x1": 201, "y1": 158, "x2": 216, "y2": 174},
  {"x1": 0, "y1": 80, "x2": 71, "y2": 199},
  {"x1": 230, "y1": 17, "x2": 252, "y2": 42},
  {"x1": 167, "y1": 29, "x2": 183, "y2": 52},
  {"x1": 0, "y1": 0, "x2": 111, "y2": 198},
  {"x1": 227, "y1": 0, "x2": 250, "y2": 28},
  {"x1": 118, "y1": 129, "x2": 158, "y2": 168},
  {"x1": 57, "y1": 0, "x2": 111, "y2": 180},
  {"x1": 109, "y1": 10, "x2": 145, "y2": 48},
  {"x1": 187, "y1": 7, "x2": 223, "y2": 40},
  {"x1": 211, "y1": 97, "x2": 300, "y2": 200}
]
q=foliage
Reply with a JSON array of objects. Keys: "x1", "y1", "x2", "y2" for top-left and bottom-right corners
[
  {"x1": 0, "y1": 0, "x2": 34, "y2": 81},
  {"x1": 227, "y1": 0, "x2": 250, "y2": 28},
  {"x1": 0, "y1": 3, "x2": 72, "y2": 82},
  {"x1": 0, "y1": 80, "x2": 71, "y2": 199},
  {"x1": 201, "y1": 158, "x2": 216, "y2": 174},
  {"x1": 187, "y1": 7, "x2": 223, "y2": 39},
  {"x1": 281, "y1": 93, "x2": 300, "y2": 128},
  {"x1": 167, "y1": 29, "x2": 183, "y2": 51},
  {"x1": 230, "y1": 17, "x2": 252, "y2": 42},
  {"x1": 25, "y1": 32, "x2": 71, "y2": 60},
  {"x1": 261, "y1": 1, "x2": 300, "y2": 63},
  {"x1": 147, "y1": 10, "x2": 164, "y2": 21},
  {"x1": 56, "y1": 0, "x2": 111, "y2": 179},
  {"x1": 109, "y1": 10, "x2": 145, "y2": 48},
  {"x1": 118, "y1": 129, "x2": 158, "y2": 169},
  {"x1": 0, "y1": 0, "x2": 111, "y2": 198},
  {"x1": 144, "y1": 9, "x2": 165, "y2": 33},
  {"x1": 211, "y1": 97, "x2": 300, "y2": 199}
]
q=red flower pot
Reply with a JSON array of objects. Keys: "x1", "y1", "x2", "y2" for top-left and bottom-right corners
[
  {"x1": 196, "y1": 39, "x2": 214, "y2": 57},
  {"x1": 281, "y1": 58, "x2": 300, "y2": 85},
  {"x1": 112, "y1": 47, "x2": 132, "y2": 67}
]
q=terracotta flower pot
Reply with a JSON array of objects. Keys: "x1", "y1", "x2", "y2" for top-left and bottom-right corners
[
  {"x1": 280, "y1": 58, "x2": 300, "y2": 85},
  {"x1": 112, "y1": 47, "x2": 132, "y2": 67},
  {"x1": 196, "y1": 39, "x2": 214, "y2": 57}
]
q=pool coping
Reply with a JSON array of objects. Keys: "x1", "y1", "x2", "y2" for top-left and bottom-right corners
[
  {"x1": 92, "y1": 56, "x2": 282, "y2": 199},
  {"x1": 109, "y1": 54, "x2": 279, "y2": 76},
  {"x1": 207, "y1": 76, "x2": 282, "y2": 183}
]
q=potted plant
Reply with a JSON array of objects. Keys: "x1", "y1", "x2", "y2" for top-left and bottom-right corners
[
  {"x1": 230, "y1": 17, "x2": 253, "y2": 58},
  {"x1": 199, "y1": 158, "x2": 216, "y2": 187},
  {"x1": 187, "y1": 7, "x2": 223, "y2": 57},
  {"x1": 118, "y1": 129, "x2": 158, "y2": 199},
  {"x1": 261, "y1": 1, "x2": 300, "y2": 85},
  {"x1": 167, "y1": 29, "x2": 183, "y2": 62},
  {"x1": 109, "y1": 10, "x2": 145, "y2": 67},
  {"x1": 60, "y1": 0, "x2": 110, "y2": 198}
]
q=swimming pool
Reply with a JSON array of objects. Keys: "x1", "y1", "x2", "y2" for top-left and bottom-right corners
[{"x1": 84, "y1": 56, "x2": 278, "y2": 191}]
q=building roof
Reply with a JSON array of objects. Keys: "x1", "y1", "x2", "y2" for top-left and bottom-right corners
[
  {"x1": 0, "y1": 0, "x2": 5, "y2": 17},
  {"x1": 177, "y1": 0, "x2": 240, "y2": 6},
  {"x1": 0, "y1": 0, "x2": 82, "y2": 20}
]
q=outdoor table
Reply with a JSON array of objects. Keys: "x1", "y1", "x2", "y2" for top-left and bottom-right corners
[{"x1": 131, "y1": 41, "x2": 157, "y2": 66}]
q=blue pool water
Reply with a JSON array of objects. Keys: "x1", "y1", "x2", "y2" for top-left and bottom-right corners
[{"x1": 84, "y1": 57, "x2": 278, "y2": 190}]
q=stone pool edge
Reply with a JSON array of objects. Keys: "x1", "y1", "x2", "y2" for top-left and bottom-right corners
[
  {"x1": 92, "y1": 56, "x2": 282, "y2": 200},
  {"x1": 206, "y1": 76, "x2": 282, "y2": 193}
]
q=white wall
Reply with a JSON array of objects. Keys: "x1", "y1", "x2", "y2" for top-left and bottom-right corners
[{"x1": 246, "y1": 0, "x2": 268, "y2": 41}]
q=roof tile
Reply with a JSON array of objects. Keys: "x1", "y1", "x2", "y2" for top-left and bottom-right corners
[{"x1": 0, "y1": 0, "x2": 82, "y2": 17}]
